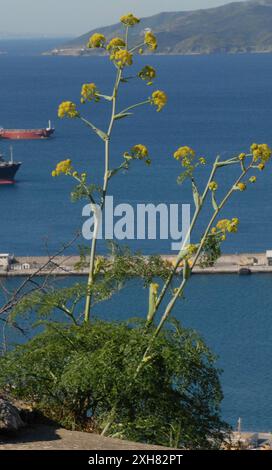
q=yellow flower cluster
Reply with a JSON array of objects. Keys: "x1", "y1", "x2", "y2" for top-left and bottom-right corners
[
  {"x1": 144, "y1": 31, "x2": 157, "y2": 50},
  {"x1": 228, "y1": 218, "x2": 240, "y2": 233},
  {"x1": 151, "y1": 90, "x2": 167, "y2": 112},
  {"x1": 199, "y1": 157, "x2": 206, "y2": 165},
  {"x1": 131, "y1": 144, "x2": 149, "y2": 160},
  {"x1": 111, "y1": 49, "x2": 133, "y2": 67},
  {"x1": 52, "y1": 159, "x2": 72, "y2": 177},
  {"x1": 138, "y1": 65, "x2": 156, "y2": 85},
  {"x1": 120, "y1": 13, "x2": 140, "y2": 26},
  {"x1": 173, "y1": 146, "x2": 195, "y2": 162},
  {"x1": 238, "y1": 153, "x2": 246, "y2": 161},
  {"x1": 186, "y1": 244, "x2": 198, "y2": 257},
  {"x1": 81, "y1": 83, "x2": 99, "y2": 104},
  {"x1": 216, "y1": 218, "x2": 239, "y2": 234},
  {"x1": 124, "y1": 144, "x2": 150, "y2": 164},
  {"x1": 58, "y1": 101, "x2": 78, "y2": 119},
  {"x1": 209, "y1": 181, "x2": 218, "y2": 191},
  {"x1": 107, "y1": 37, "x2": 126, "y2": 51},
  {"x1": 249, "y1": 176, "x2": 257, "y2": 183},
  {"x1": 235, "y1": 182, "x2": 247, "y2": 191},
  {"x1": 88, "y1": 33, "x2": 106, "y2": 48},
  {"x1": 251, "y1": 143, "x2": 272, "y2": 163}
]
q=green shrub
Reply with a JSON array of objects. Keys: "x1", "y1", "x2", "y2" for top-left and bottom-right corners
[{"x1": 0, "y1": 318, "x2": 228, "y2": 449}]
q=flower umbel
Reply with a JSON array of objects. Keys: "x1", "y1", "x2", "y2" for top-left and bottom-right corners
[
  {"x1": 186, "y1": 244, "x2": 198, "y2": 257},
  {"x1": 144, "y1": 31, "x2": 157, "y2": 50},
  {"x1": 249, "y1": 176, "x2": 257, "y2": 183},
  {"x1": 227, "y1": 218, "x2": 239, "y2": 233},
  {"x1": 58, "y1": 101, "x2": 79, "y2": 119},
  {"x1": 151, "y1": 90, "x2": 167, "y2": 112},
  {"x1": 209, "y1": 181, "x2": 218, "y2": 191},
  {"x1": 251, "y1": 143, "x2": 272, "y2": 163},
  {"x1": 88, "y1": 33, "x2": 106, "y2": 48},
  {"x1": 111, "y1": 49, "x2": 133, "y2": 67},
  {"x1": 216, "y1": 218, "x2": 239, "y2": 234},
  {"x1": 138, "y1": 65, "x2": 156, "y2": 85},
  {"x1": 124, "y1": 145, "x2": 151, "y2": 165},
  {"x1": 52, "y1": 159, "x2": 72, "y2": 177},
  {"x1": 131, "y1": 144, "x2": 149, "y2": 160},
  {"x1": 81, "y1": 83, "x2": 99, "y2": 104},
  {"x1": 120, "y1": 13, "x2": 140, "y2": 26},
  {"x1": 235, "y1": 182, "x2": 247, "y2": 192},
  {"x1": 173, "y1": 147, "x2": 195, "y2": 168},
  {"x1": 106, "y1": 37, "x2": 126, "y2": 51}
]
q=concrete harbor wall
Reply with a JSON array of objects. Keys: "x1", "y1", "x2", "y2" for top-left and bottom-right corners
[{"x1": 0, "y1": 252, "x2": 272, "y2": 277}]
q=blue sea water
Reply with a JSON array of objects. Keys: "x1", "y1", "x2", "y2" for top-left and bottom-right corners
[
  {"x1": 1, "y1": 43, "x2": 272, "y2": 255},
  {"x1": 1, "y1": 40, "x2": 272, "y2": 432}
]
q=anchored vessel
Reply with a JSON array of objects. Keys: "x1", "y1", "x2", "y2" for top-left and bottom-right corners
[
  {"x1": 0, "y1": 147, "x2": 21, "y2": 183},
  {"x1": 0, "y1": 121, "x2": 54, "y2": 140}
]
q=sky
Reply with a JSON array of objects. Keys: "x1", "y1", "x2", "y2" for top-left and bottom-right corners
[{"x1": 0, "y1": 0, "x2": 248, "y2": 37}]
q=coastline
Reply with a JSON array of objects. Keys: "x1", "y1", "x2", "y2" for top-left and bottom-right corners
[{"x1": 42, "y1": 50, "x2": 272, "y2": 57}]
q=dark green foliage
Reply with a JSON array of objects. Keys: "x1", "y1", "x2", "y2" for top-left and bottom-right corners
[
  {"x1": 0, "y1": 318, "x2": 229, "y2": 449},
  {"x1": 10, "y1": 245, "x2": 174, "y2": 324},
  {"x1": 71, "y1": 183, "x2": 102, "y2": 203},
  {"x1": 177, "y1": 168, "x2": 195, "y2": 185},
  {"x1": 199, "y1": 234, "x2": 222, "y2": 268},
  {"x1": 76, "y1": 243, "x2": 173, "y2": 286}
]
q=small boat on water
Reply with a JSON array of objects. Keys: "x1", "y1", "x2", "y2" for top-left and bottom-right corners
[
  {"x1": 0, "y1": 147, "x2": 21, "y2": 184},
  {"x1": 0, "y1": 121, "x2": 54, "y2": 140},
  {"x1": 239, "y1": 267, "x2": 252, "y2": 276}
]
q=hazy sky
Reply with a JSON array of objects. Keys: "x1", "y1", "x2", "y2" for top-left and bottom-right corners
[{"x1": 1, "y1": 0, "x2": 248, "y2": 36}]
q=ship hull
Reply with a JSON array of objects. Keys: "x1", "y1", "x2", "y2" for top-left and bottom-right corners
[
  {"x1": 0, "y1": 128, "x2": 54, "y2": 140},
  {"x1": 0, "y1": 163, "x2": 21, "y2": 181}
]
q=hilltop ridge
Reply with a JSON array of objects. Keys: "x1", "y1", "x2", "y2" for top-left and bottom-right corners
[{"x1": 45, "y1": 0, "x2": 272, "y2": 56}]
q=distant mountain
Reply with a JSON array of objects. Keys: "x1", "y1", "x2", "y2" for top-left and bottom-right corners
[
  {"x1": 0, "y1": 32, "x2": 65, "y2": 39},
  {"x1": 45, "y1": 0, "x2": 272, "y2": 56}
]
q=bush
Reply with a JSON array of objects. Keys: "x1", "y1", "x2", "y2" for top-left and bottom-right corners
[{"x1": 0, "y1": 319, "x2": 228, "y2": 449}]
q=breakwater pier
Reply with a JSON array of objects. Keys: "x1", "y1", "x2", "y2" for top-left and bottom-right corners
[{"x1": 1, "y1": 252, "x2": 272, "y2": 277}]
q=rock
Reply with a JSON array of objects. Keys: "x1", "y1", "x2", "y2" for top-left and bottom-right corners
[{"x1": 0, "y1": 398, "x2": 25, "y2": 433}]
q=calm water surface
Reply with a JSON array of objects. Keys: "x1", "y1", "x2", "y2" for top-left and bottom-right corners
[{"x1": 1, "y1": 41, "x2": 272, "y2": 431}]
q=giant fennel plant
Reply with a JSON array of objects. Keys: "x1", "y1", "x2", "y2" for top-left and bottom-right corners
[
  {"x1": 1, "y1": 13, "x2": 272, "y2": 448},
  {"x1": 53, "y1": 15, "x2": 166, "y2": 323},
  {"x1": 53, "y1": 13, "x2": 271, "y2": 357}
]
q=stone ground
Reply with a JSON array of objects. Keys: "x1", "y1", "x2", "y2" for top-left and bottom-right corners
[{"x1": 0, "y1": 425, "x2": 171, "y2": 450}]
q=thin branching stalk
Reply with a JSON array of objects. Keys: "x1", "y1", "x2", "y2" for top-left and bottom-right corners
[
  {"x1": 119, "y1": 100, "x2": 150, "y2": 115},
  {"x1": 84, "y1": 69, "x2": 123, "y2": 323},
  {"x1": 154, "y1": 157, "x2": 220, "y2": 314},
  {"x1": 136, "y1": 161, "x2": 253, "y2": 375}
]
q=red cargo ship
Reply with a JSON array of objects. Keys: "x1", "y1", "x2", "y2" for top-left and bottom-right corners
[{"x1": 0, "y1": 121, "x2": 55, "y2": 140}]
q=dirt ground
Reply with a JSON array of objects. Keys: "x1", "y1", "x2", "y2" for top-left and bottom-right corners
[{"x1": 0, "y1": 425, "x2": 171, "y2": 450}]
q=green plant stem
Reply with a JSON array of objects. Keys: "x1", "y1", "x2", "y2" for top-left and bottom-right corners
[
  {"x1": 125, "y1": 25, "x2": 129, "y2": 49},
  {"x1": 57, "y1": 303, "x2": 79, "y2": 326},
  {"x1": 119, "y1": 100, "x2": 150, "y2": 116},
  {"x1": 84, "y1": 68, "x2": 122, "y2": 323},
  {"x1": 79, "y1": 116, "x2": 107, "y2": 141},
  {"x1": 72, "y1": 174, "x2": 96, "y2": 205},
  {"x1": 129, "y1": 42, "x2": 145, "y2": 54},
  {"x1": 101, "y1": 403, "x2": 117, "y2": 437},
  {"x1": 136, "y1": 163, "x2": 252, "y2": 375},
  {"x1": 154, "y1": 157, "x2": 220, "y2": 314}
]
